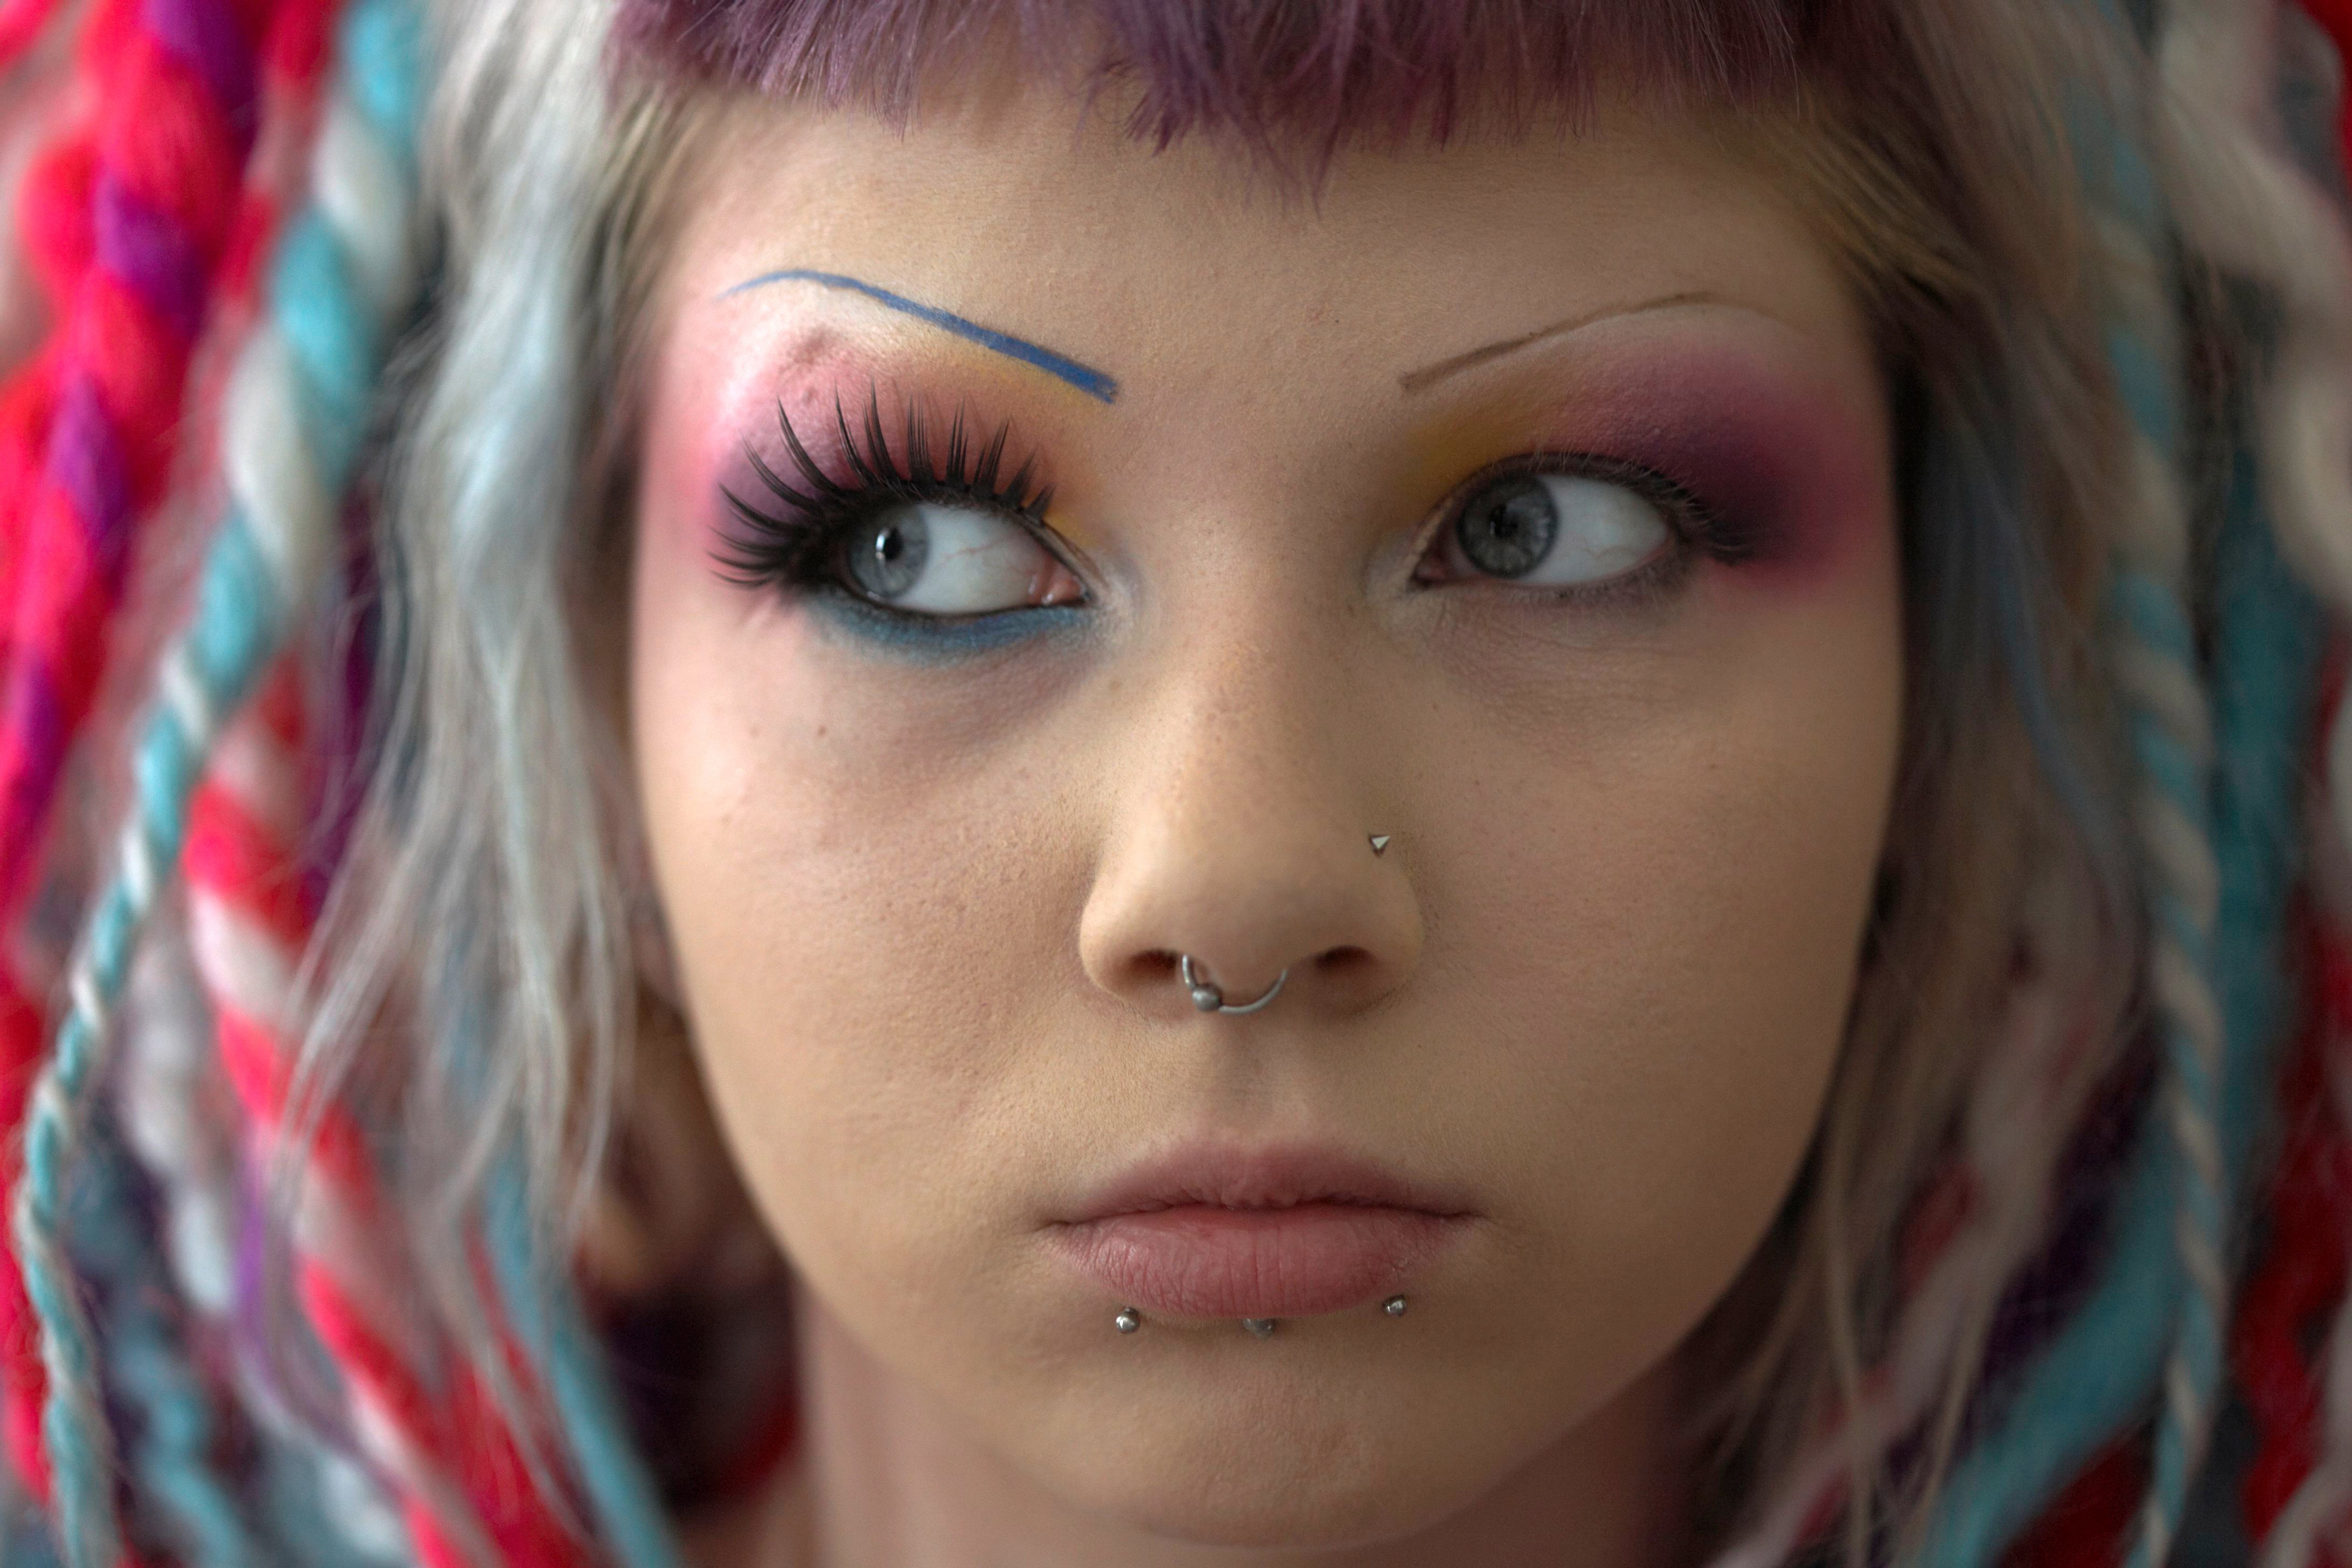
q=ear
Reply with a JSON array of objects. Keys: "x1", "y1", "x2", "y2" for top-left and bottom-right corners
[
  {"x1": 630, "y1": 880, "x2": 688, "y2": 1013},
  {"x1": 575, "y1": 981, "x2": 744, "y2": 1298}
]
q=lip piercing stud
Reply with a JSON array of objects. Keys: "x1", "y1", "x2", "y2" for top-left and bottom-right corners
[
  {"x1": 1370, "y1": 835, "x2": 1392, "y2": 857},
  {"x1": 1242, "y1": 1318, "x2": 1278, "y2": 1338},
  {"x1": 1115, "y1": 1308, "x2": 1142, "y2": 1334},
  {"x1": 1384, "y1": 1296, "x2": 1408, "y2": 1317},
  {"x1": 1181, "y1": 954, "x2": 1288, "y2": 1015}
]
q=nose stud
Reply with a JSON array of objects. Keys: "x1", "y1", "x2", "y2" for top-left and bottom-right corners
[
  {"x1": 1180, "y1": 954, "x2": 1288, "y2": 1015},
  {"x1": 1370, "y1": 835, "x2": 1391, "y2": 856}
]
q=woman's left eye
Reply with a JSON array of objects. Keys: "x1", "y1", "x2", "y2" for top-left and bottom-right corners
[
  {"x1": 1438, "y1": 472, "x2": 1673, "y2": 587},
  {"x1": 841, "y1": 501, "x2": 1077, "y2": 615}
]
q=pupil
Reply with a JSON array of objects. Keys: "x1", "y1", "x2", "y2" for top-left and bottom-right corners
[
  {"x1": 1458, "y1": 476, "x2": 1558, "y2": 579},
  {"x1": 848, "y1": 507, "x2": 930, "y2": 601}
]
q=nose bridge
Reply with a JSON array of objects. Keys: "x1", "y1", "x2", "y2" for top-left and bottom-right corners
[
  {"x1": 1079, "y1": 601, "x2": 1423, "y2": 1018},
  {"x1": 1160, "y1": 626, "x2": 1342, "y2": 859}
]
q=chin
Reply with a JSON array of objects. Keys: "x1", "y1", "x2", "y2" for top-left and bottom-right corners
[
  {"x1": 1023, "y1": 1380, "x2": 1518, "y2": 1551},
  {"x1": 1088, "y1": 1472, "x2": 1467, "y2": 1552}
]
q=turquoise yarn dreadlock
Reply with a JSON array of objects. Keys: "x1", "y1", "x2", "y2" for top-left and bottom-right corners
[
  {"x1": 4, "y1": 0, "x2": 427, "y2": 1562},
  {"x1": 488, "y1": 1159, "x2": 686, "y2": 1568},
  {"x1": 2197, "y1": 450, "x2": 2326, "y2": 1558},
  {"x1": 69, "y1": 1111, "x2": 267, "y2": 1567},
  {"x1": 458, "y1": 976, "x2": 682, "y2": 1565},
  {"x1": 1924, "y1": 6, "x2": 2322, "y2": 1561},
  {"x1": 2110, "y1": 169, "x2": 2233, "y2": 1568},
  {"x1": 1920, "y1": 186, "x2": 2206, "y2": 1568}
]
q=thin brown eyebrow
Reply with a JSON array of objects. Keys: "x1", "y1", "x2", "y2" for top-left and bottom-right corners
[{"x1": 1396, "y1": 291, "x2": 1725, "y2": 395}]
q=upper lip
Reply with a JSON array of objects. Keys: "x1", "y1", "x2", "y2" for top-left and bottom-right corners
[{"x1": 1053, "y1": 1142, "x2": 1476, "y2": 1225}]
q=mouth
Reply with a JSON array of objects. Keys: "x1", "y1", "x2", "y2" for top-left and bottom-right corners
[{"x1": 1047, "y1": 1145, "x2": 1477, "y2": 1322}]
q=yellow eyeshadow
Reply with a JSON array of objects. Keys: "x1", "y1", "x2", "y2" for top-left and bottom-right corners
[{"x1": 1397, "y1": 394, "x2": 1556, "y2": 511}]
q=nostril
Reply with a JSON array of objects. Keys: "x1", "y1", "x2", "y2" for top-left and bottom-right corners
[
  {"x1": 1115, "y1": 948, "x2": 1383, "y2": 1010},
  {"x1": 1133, "y1": 950, "x2": 1184, "y2": 991}
]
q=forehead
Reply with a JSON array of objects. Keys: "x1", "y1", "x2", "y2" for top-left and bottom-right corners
[{"x1": 658, "y1": 87, "x2": 1868, "y2": 448}]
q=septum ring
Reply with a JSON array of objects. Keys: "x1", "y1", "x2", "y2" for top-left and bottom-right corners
[{"x1": 1181, "y1": 954, "x2": 1288, "y2": 1015}]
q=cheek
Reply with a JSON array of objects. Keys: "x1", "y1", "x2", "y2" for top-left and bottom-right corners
[
  {"x1": 1415, "y1": 504, "x2": 1902, "y2": 1351},
  {"x1": 628, "y1": 503, "x2": 1088, "y2": 1283}
]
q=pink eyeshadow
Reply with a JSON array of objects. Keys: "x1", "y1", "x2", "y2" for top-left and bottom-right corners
[
  {"x1": 1523, "y1": 334, "x2": 1894, "y2": 592},
  {"x1": 666, "y1": 316, "x2": 1891, "y2": 600}
]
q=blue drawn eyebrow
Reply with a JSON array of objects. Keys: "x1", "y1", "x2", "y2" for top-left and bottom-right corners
[{"x1": 722, "y1": 268, "x2": 1119, "y2": 404}]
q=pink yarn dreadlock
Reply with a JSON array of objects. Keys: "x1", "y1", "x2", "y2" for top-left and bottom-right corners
[
  {"x1": 0, "y1": 0, "x2": 277, "y2": 910},
  {"x1": 2293, "y1": 0, "x2": 2352, "y2": 169},
  {"x1": 2237, "y1": 653, "x2": 2352, "y2": 1566},
  {"x1": 0, "y1": 0, "x2": 606, "y2": 1556},
  {"x1": 0, "y1": 0, "x2": 67, "y2": 73},
  {"x1": 0, "y1": 0, "x2": 337, "y2": 1528},
  {"x1": 0, "y1": 0, "x2": 2347, "y2": 1564},
  {"x1": 191, "y1": 668, "x2": 588, "y2": 1567},
  {"x1": 0, "y1": 0, "x2": 595, "y2": 1557},
  {"x1": 0, "y1": 0, "x2": 278, "y2": 1510},
  {"x1": 2235, "y1": 892, "x2": 2352, "y2": 1563}
]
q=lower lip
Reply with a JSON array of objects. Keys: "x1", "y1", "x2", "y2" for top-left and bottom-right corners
[{"x1": 1054, "y1": 1205, "x2": 1465, "y2": 1319}]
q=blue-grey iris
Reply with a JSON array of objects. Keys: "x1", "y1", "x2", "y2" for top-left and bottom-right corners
[
  {"x1": 850, "y1": 507, "x2": 930, "y2": 600},
  {"x1": 1457, "y1": 476, "x2": 1558, "y2": 578}
]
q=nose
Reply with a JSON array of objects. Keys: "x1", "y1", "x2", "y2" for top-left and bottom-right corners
[{"x1": 1077, "y1": 635, "x2": 1424, "y2": 1022}]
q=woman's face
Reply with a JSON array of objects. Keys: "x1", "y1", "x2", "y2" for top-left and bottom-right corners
[{"x1": 631, "y1": 79, "x2": 1903, "y2": 1548}]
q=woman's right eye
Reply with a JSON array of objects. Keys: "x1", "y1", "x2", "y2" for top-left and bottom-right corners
[{"x1": 839, "y1": 501, "x2": 1082, "y2": 616}]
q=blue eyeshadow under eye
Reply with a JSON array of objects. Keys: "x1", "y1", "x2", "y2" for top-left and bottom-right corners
[
  {"x1": 724, "y1": 269, "x2": 1120, "y2": 405},
  {"x1": 811, "y1": 594, "x2": 1093, "y2": 663}
]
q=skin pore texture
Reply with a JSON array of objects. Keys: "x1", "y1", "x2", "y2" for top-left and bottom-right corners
[{"x1": 628, "y1": 74, "x2": 1905, "y2": 1568}]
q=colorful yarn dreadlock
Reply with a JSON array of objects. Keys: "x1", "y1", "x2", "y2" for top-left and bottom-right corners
[
  {"x1": 1938, "y1": 5, "x2": 2341, "y2": 1565},
  {"x1": 1711, "y1": 905, "x2": 2085, "y2": 1568},
  {"x1": 0, "y1": 0, "x2": 68, "y2": 72},
  {"x1": 108, "y1": 0, "x2": 443, "y2": 1557},
  {"x1": 1898, "y1": 32, "x2": 2222, "y2": 1568},
  {"x1": 192, "y1": 684, "x2": 665, "y2": 1567},
  {"x1": 191, "y1": 675, "x2": 561, "y2": 1568},
  {"x1": 176, "y1": 7, "x2": 672, "y2": 1553},
  {"x1": 2171, "y1": 0, "x2": 2352, "y2": 1559},
  {"x1": 2108, "y1": 135, "x2": 2232, "y2": 1568},
  {"x1": 2305, "y1": 0, "x2": 2352, "y2": 173},
  {"x1": 2, "y1": 0, "x2": 2351, "y2": 1563},
  {"x1": 0, "y1": 0, "x2": 550, "y2": 1560},
  {"x1": 1730, "y1": 0, "x2": 2347, "y2": 1561},
  {"x1": 0, "y1": 0, "x2": 278, "y2": 906},
  {"x1": 0, "y1": 0, "x2": 684, "y2": 1559},
  {"x1": 2237, "y1": 865, "x2": 2352, "y2": 1566},
  {"x1": 0, "y1": 0, "x2": 283, "y2": 1527}
]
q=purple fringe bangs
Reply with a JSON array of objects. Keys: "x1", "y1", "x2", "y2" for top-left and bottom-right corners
[{"x1": 615, "y1": 0, "x2": 1889, "y2": 157}]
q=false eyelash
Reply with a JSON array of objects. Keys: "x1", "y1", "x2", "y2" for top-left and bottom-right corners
[{"x1": 716, "y1": 388, "x2": 1056, "y2": 591}]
